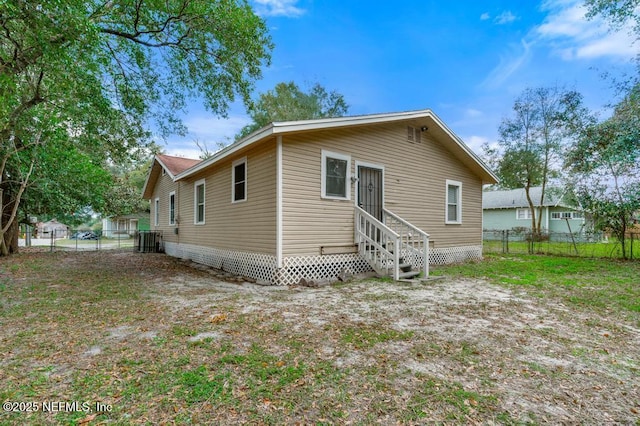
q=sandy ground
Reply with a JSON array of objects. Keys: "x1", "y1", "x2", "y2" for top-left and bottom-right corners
[
  {"x1": 1, "y1": 251, "x2": 638, "y2": 424},
  {"x1": 145, "y1": 260, "x2": 640, "y2": 424}
]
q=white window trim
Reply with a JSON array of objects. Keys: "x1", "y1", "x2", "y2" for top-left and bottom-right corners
[
  {"x1": 194, "y1": 179, "x2": 205, "y2": 225},
  {"x1": 232, "y1": 157, "x2": 247, "y2": 203},
  {"x1": 445, "y1": 180, "x2": 462, "y2": 224},
  {"x1": 321, "y1": 150, "x2": 351, "y2": 200},
  {"x1": 551, "y1": 211, "x2": 582, "y2": 220},
  {"x1": 169, "y1": 191, "x2": 176, "y2": 225},
  {"x1": 516, "y1": 208, "x2": 533, "y2": 220},
  {"x1": 154, "y1": 198, "x2": 160, "y2": 226}
]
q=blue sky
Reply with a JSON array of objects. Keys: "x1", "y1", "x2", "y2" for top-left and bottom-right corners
[{"x1": 164, "y1": 0, "x2": 637, "y2": 158}]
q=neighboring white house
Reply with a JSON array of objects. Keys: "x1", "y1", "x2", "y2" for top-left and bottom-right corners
[{"x1": 102, "y1": 213, "x2": 150, "y2": 238}]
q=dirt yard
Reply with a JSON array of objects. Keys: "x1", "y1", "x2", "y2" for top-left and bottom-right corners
[{"x1": 0, "y1": 251, "x2": 638, "y2": 424}]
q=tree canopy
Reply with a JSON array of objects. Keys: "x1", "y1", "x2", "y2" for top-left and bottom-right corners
[
  {"x1": 572, "y1": 0, "x2": 640, "y2": 258},
  {"x1": 566, "y1": 85, "x2": 640, "y2": 258},
  {"x1": 237, "y1": 81, "x2": 349, "y2": 139},
  {"x1": 0, "y1": 0, "x2": 273, "y2": 254},
  {"x1": 484, "y1": 86, "x2": 589, "y2": 235}
]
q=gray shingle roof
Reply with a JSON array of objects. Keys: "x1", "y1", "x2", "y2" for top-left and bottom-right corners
[{"x1": 483, "y1": 187, "x2": 569, "y2": 209}]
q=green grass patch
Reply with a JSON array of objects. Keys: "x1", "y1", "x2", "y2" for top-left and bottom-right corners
[
  {"x1": 431, "y1": 254, "x2": 640, "y2": 317},
  {"x1": 340, "y1": 324, "x2": 414, "y2": 349},
  {"x1": 1, "y1": 250, "x2": 637, "y2": 424},
  {"x1": 403, "y1": 377, "x2": 499, "y2": 422},
  {"x1": 179, "y1": 365, "x2": 234, "y2": 403}
]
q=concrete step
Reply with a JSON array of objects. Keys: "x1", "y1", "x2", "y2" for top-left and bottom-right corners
[
  {"x1": 399, "y1": 263, "x2": 413, "y2": 272},
  {"x1": 399, "y1": 270, "x2": 420, "y2": 280}
]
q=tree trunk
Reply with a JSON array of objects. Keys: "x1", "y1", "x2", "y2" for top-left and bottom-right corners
[
  {"x1": 1, "y1": 189, "x2": 20, "y2": 256},
  {"x1": 4, "y1": 217, "x2": 19, "y2": 254}
]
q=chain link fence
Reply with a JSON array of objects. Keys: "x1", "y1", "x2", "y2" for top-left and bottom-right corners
[{"x1": 483, "y1": 229, "x2": 637, "y2": 259}]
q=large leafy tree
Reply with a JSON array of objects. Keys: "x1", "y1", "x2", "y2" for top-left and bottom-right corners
[
  {"x1": 0, "y1": 0, "x2": 273, "y2": 255},
  {"x1": 237, "y1": 81, "x2": 349, "y2": 139},
  {"x1": 567, "y1": 83, "x2": 640, "y2": 259},
  {"x1": 485, "y1": 86, "x2": 590, "y2": 236},
  {"x1": 575, "y1": 0, "x2": 640, "y2": 258},
  {"x1": 585, "y1": 0, "x2": 640, "y2": 36}
]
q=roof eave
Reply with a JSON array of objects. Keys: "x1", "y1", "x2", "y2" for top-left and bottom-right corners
[
  {"x1": 176, "y1": 125, "x2": 275, "y2": 180},
  {"x1": 175, "y1": 109, "x2": 500, "y2": 185},
  {"x1": 142, "y1": 156, "x2": 176, "y2": 199}
]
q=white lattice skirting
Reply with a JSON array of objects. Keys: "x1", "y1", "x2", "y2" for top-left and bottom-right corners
[
  {"x1": 277, "y1": 254, "x2": 373, "y2": 286},
  {"x1": 165, "y1": 242, "x2": 278, "y2": 284},
  {"x1": 164, "y1": 242, "x2": 482, "y2": 286},
  {"x1": 430, "y1": 245, "x2": 483, "y2": 265}
]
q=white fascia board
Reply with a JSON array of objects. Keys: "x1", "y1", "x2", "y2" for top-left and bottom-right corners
[
  {"x1": 155, "y1": 156, "x2": 177, "y2": 180},
  {"x1": 174, "y1": 108, "x2": 498, "y2": 184},
  {"x1": 176, "y1": 126, "x2": 275, "y2": 181},
  {"x1": 175, "y1": 112, "x2": 429, "y2": 180},
  {"x1": 271, "y1": 109, "x2": 434, "y2": 132},
  {"x1": 427, "y1": 112, "x2": 500, "y2": 184},
  {"x1": 142, "y1": 156, "x2": 171, "y2": 199}
]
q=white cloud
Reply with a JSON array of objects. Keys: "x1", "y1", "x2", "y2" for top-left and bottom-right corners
[
  {"x1": 495, "y1": 11, "x2": 517, "y2": 25},
  {"x1": 161, "y1": 114, "x2": 250, "y2": 159},
  {"x1": 535, "y1": 0, "x2": 636, "y2": 60},
  {"x1": 463, "y1": 135, "x2": 491, "y2": 153},
  {"x1": 184, "y1": 115, "x2": 249, "y2": 141},
  {"x1": 481, "y1": 39, "x2": 533, "y2": 89},
  {"x1": 253, "y1": 0, "x2": 305, "y2": 17},
  {"x1": 480, "y1": 12, "x2": 490, "y2": 21},
  {"x1": 465, "y1": 108, "x2": 483, "y2": 118}
]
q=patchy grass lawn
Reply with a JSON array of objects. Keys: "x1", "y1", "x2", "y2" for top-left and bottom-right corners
[{"x1": 0, "y1": 251, "x2": 639, "y2": 425}]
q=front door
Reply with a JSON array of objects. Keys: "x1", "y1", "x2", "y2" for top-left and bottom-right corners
[{"x1": 357, "y1": 165, "x2": 383, "y2": 220}]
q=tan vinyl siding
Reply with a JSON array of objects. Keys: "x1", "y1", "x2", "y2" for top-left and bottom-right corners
[
  {"x1": 149, "y1": 164, "x2": 180, "y2": 243},
  {"x1": 281, "y1": 123, "x2": 483, "y2": 256},
  {"x1": 172, "y1": 140, "x2": 277, "y2": 255}
]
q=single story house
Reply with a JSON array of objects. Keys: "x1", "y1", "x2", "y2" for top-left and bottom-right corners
[
  {"x1": 143, "y1": 109, "x2": 498, "y2": 285},
  {"x1": 102, "y1": 212, "x2": 150, "y2": 238},
  {"x1": 483, "y1": 187, "x2": 587, "y2": 234},
  {"x1": 36, "y1": 219, "x2": 69, "y2": 239}
]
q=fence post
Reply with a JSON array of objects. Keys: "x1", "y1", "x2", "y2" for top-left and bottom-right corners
[
  {"x1": 50, "y1": 232, "x2": 54, "y2": 252},
  {"x1": 506, "y1": 230, "x2": 509, "y2": 254}
]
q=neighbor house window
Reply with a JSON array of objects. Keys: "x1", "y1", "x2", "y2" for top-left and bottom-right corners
[
  {"x1": 194, "y1": 179, "x2": 205, "y2": 224},
  {"x1": 551, "y1": 211, "x2": 583, "y2": 220},
  {"x1": 321, "y1": 150, "x2": 350, "y2": 200},
  {"x1": 169, "y1": 191, "x2": 176, "y2": 225},
  {"x1": 232, "y1": 158, "x2": 247, "y2": 202},
  {"x1": 516, "y1": 208, "x2": 533, "y2": 220},
  {"x1": 154, "y1": 198, "x2": 160, "y2": 226},
  {"x1": 445, "y1": 180, "x2": 462, "y2": 224}
]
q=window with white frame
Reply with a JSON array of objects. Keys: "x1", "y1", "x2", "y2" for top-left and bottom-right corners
[
  {"x1": 169, "y1": 191, "x2": 176, "y2": 225},
  {"x1": 516, "y1": 208, "x2": 533, "y2": 220},
  {"x1": 321, "y1": 150, "x2": 350, "y2": 200},
  {"x1": 551, "y1": 211, "x2": 583, "y2": 220},
  {"x1": 232, "y1": 158, "x2": 247, "y2": 202},
  {"x1": 154, "y1": 198, "x2": 160, "y2": 226},
  {"x1": 445, "y1": 180, "x2": 462, "y2": 224},
  {"x1": 194, "y1": 179, "x2": 205, "y2": 224}
]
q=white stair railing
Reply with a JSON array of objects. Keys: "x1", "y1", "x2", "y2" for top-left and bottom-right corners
[
  {"x1": 383, "y1": 209, "x2": 430, "y2": 278},
  {"x1": 354, "y1": 206, "x2": 401, "y2": 280}
]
